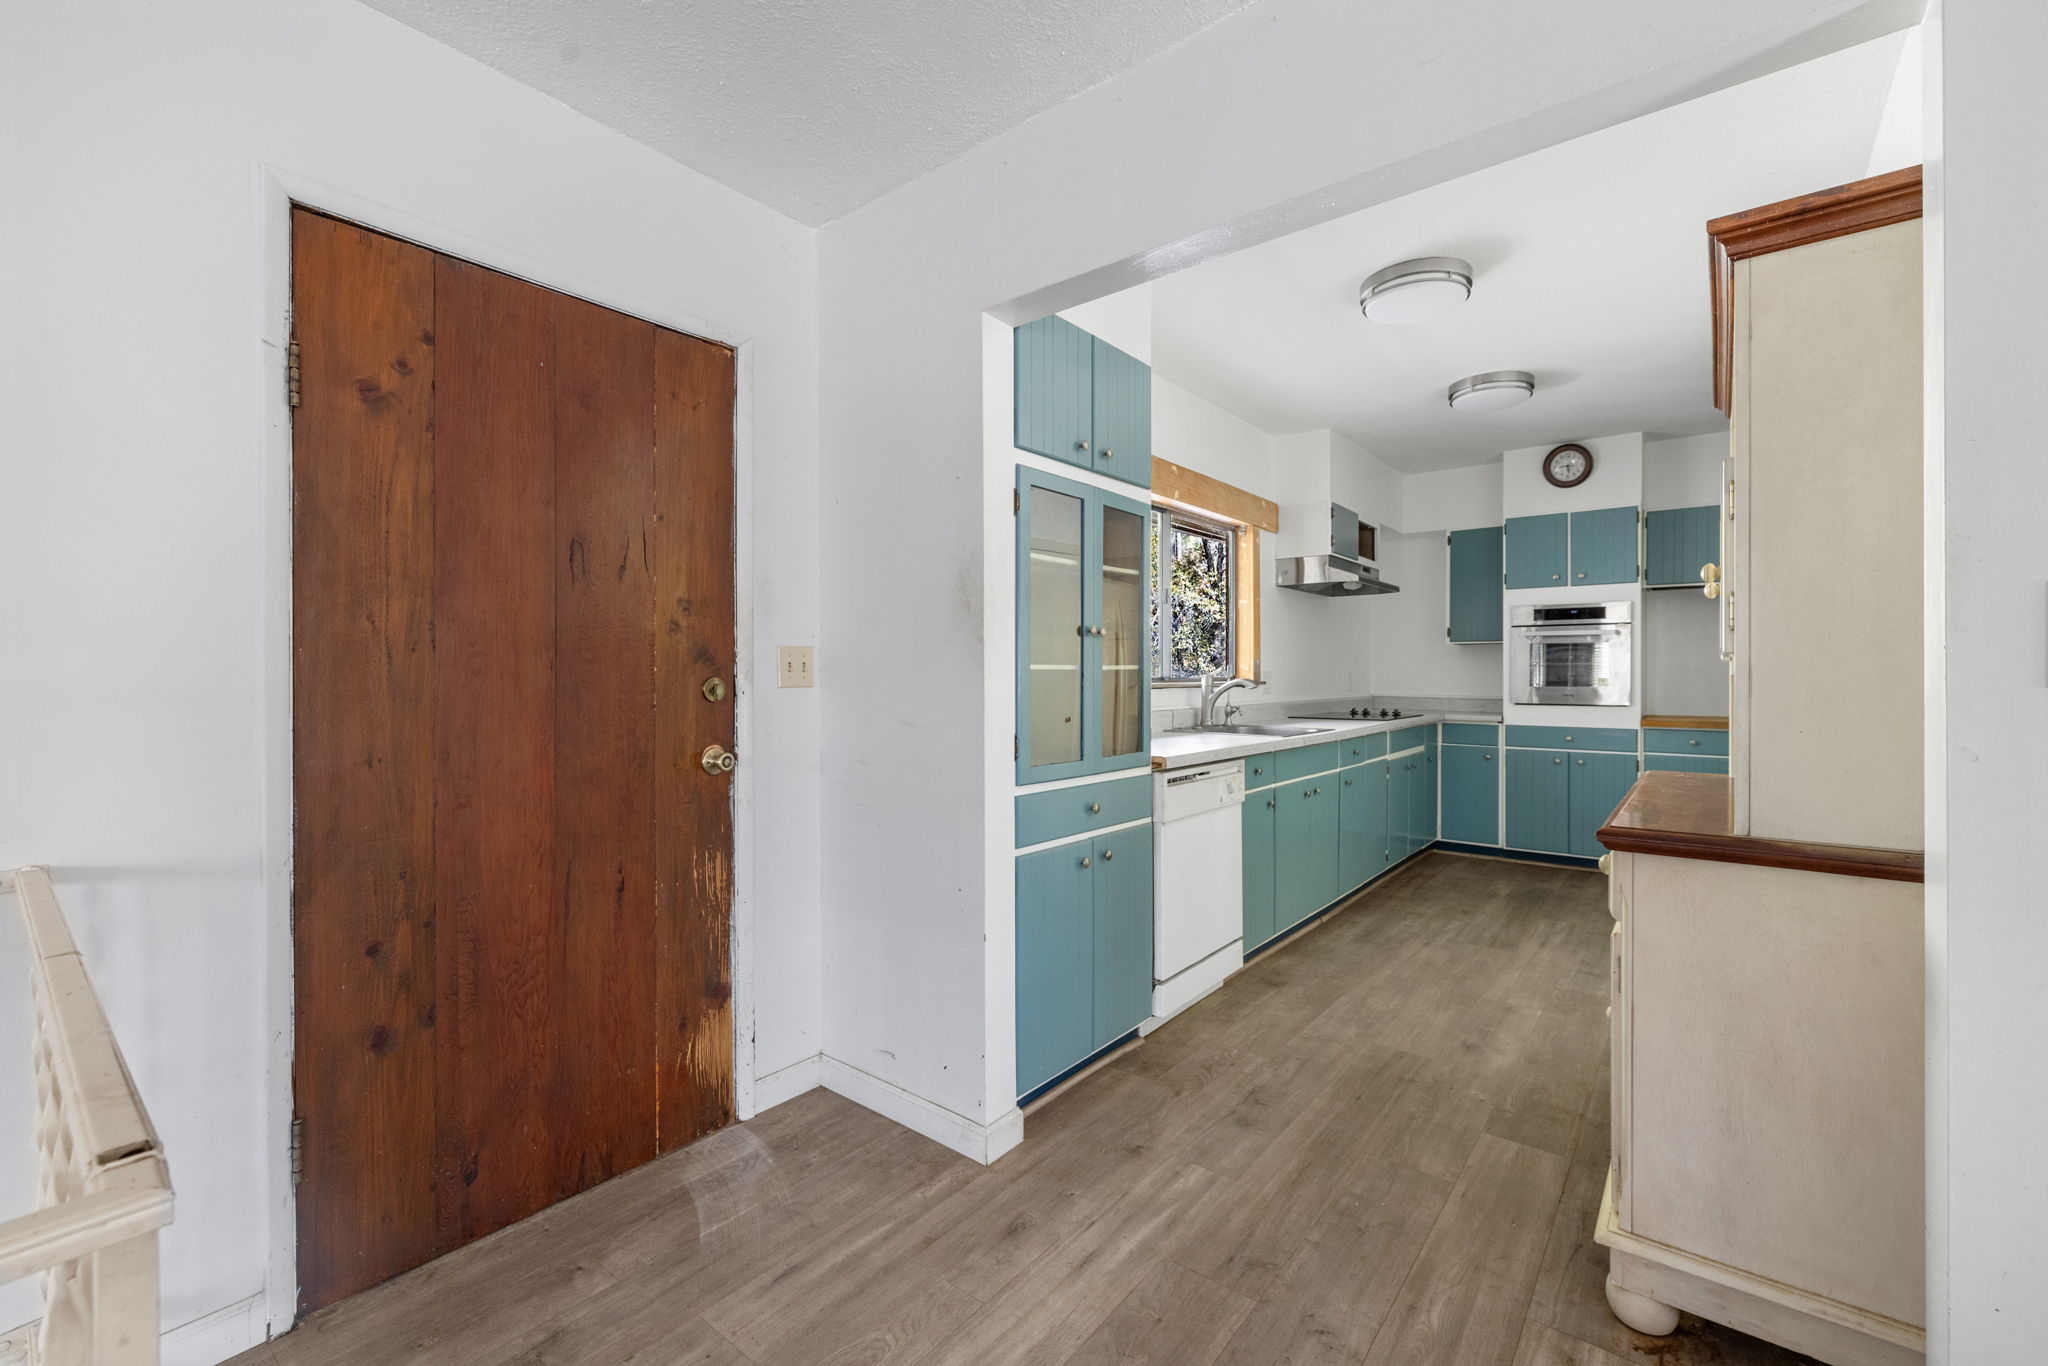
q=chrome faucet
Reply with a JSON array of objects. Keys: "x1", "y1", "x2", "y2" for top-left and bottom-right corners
[{"x1": 1199, "y1": 673, "x2": 1260, "y2": 728}]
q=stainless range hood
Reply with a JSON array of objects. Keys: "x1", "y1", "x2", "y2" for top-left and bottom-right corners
[
  {"x1": 1276, "y1": 502, "x2": 1401, "y2": 597},
  {"x1": 1275, "y1": 553, "x2": 1400, "y2": 596}
]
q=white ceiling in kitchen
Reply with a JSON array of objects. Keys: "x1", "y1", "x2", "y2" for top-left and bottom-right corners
[{"x1": 1149, "y1": 32, "x2": 1911, "y2": 473}]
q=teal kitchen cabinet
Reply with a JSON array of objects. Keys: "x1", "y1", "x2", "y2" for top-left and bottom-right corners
[
  {"x1": 1089, "y1": 336, "x2": 1152, "y2": 487},
  {"x1": 1644, "y1": 753, "x2": 1728, "y2": 774},
  {"x1": 1013, "y1": 316, "x2": 1151, "y2": 490},
  {"x1": 1015, "y1": 824, "x2": 1156, "y2": 1096},
  {"x1": 1643, "y1": 726, "x2": 1729, "y2": 757},
  {"x1": 1015, "y1": 843, "x2": 1095, "y2": 1094},
  {"x1": 1242, "y1": 786, "x2": 1279, "y2": 950},
  {"x1": 1275, "y1": 777, "x2": 1339, "y2": 933},
  {"x1": 1447, "y1": 527, "x2": 1505, "y2": 642},
  {"x1": 1440, "y1": 743, "x2": 1500, "y2": 845},
  {"x1": 1339, "y1": 761, "x2": 1387, "y2": 889},
  {"x1": 1569, "y1": 506, "x2": 1640, "y2": 586},
  {"x1": 1013, "y1": 315, "x2": 1094, "y2": 471},
  {"x1": 1506, "y1": 513, "x2": 1569, "y2": 588},
  {"x1": 1016, "y1": 467, "x2": 1152, "y2": 785},
  {"x1": 1390, "y1": 749, "x2": 1432, "y2": 864},
  {"x1": 1644, "y1": 505, "x2": 1721, "y2": 588},
  {"x1": 1567, "y1": 752, "x2": 1639, "y2": 857},
  {"x1": 1422, "y1": 732, "x2": 1440, "y2": 846},
  {"x1": 1506, "y1": 749, "x2": 1573, "y2": 853},
  {"x1": 1092, "y1": 824, "x2": 1155, "y2": 1045}
]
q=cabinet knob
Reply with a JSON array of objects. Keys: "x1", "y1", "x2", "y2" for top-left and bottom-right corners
[
  {"x1": 1088, "y1": 802, "x2": 1101, "y2": 814},
  {"x1": 1553, "y1": 758, "x2": 1562, "y2": 765},
  {"x1": 1688, "y1": 739, "x2": 1700, "y2": 747},
  {"x1": 1577, "y1": 759, "x2": 1585, "y2": 766},
  {"x1": 1101, "y1": 448, "x2": 1113, "y2": 459},
  {"x1": 1345, "y1": 779, "x2": 1352, "y2": 787},
  {"x1": 1103, "y1": 849, "x2": 1114, "y2": 862},
  {"x1": 1080, "y1": 856, "x2": 1092, "y2": 868},
  {"x1": 1564, "y1": 735, "x2": 1573, "y2": 741},
  {"x1": 1577, "y1": 572, "x2": 1586, "y2": 579},
  {"x1": 1551, "y1": 574, "x2": 1560, "y2": 581},
  {"x1": 1482, "y1": 753, "x2": 1493, "y2": 761},
  {"x1": 1077, "y1": 440, "x2": 1091, "y2": 451},
  {"x1": 1267, "y1": 798, "x2": 1276, "y2": 808}
]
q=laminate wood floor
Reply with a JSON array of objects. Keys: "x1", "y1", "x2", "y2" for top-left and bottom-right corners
[{"x1": 238, "y1": 852, "x2": 1819, "y2": 1366}]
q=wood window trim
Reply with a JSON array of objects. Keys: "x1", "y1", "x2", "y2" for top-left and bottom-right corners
[
  {"x1": 1151, "y1": 457, "x2": 1273, "y2": 682},
  {"x1": 1707, "y1": 165, "x2": 1922, "y2": 414}
]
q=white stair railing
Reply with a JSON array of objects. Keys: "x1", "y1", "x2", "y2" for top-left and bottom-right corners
[{"x1": 0, "y1": 867, "x2": 173, "y2": 1365}]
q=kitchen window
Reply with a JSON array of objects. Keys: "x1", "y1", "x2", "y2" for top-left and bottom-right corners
[{"x1": 1151, "y1": 507, "x2": 1236, "y2": 682}]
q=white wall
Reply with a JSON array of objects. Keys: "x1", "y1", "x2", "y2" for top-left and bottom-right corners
[
  {"x1": 1926, "y1": 2, "x2": 2048, "y2": 1359},
  {"x1": 1060, "y1": 282, "x2": 1154, "y2": 364},
  {"x1": 1405, "y1": 463, "x2": 1505, "y2": 533},
  {"x1": 820, "y1": 0, "x2": 1920, "y2": 1156},
  {"x1": 1869, "y1": 25, "x2": 1924, "y2": 176},
  {"x1": 1370, "y1": 532, "x2": 1505, "y2": 701},
  {"x1": 0, "y1": 0, "x2": 819, "y2": 1352},
  {"x1": 1642, "y1": 431, "x2": 1728, "y2": 509}
]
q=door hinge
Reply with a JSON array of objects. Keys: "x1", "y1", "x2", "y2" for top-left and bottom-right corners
[
  {"x1": 1013, "y1": 489, "x2": 1020, "y2": 515},
  {"x1": 289, "y1": 1115, "x2": 305, "y2": 1188},
  {"x1": 1014, "y1": 734, "x2": 1019, "y2": 759},
  {"x1": 287, "y1": 338, "x2": 302, "y2": 409},
  {"x1": 1445, "y1": 626, "x2": 1451, "y2": 640}
]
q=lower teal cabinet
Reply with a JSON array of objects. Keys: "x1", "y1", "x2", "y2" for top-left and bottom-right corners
[
  {"x1": 1275, "y1": 777, "x2": 1339, "y2": 932},
  {"x1": 1242, "y1": 790, "x2": 1279, "y2": 950},
  {"x1": 1568, "y1": 753, "x2": 1639, "y2": 857},
  {"x1": 1644, "y1": 753, "x2": 1728, "y2": 775},
  {"x1": 1015, "y1": 825, "x2": 1156, "y2": 1096},
  {"x1": 1441, "y1": 745, "x2": 1499, "y2": 844},
  {"x1": 1506, "y1": 749, "x2": 1572, "y2": 853},
  {"x1": 1015, "y1": 845, "x2": 1095, "y2": 1094},
  {"x1": 1339, "y1": 762, "x2": 1387, "y2": 888}
]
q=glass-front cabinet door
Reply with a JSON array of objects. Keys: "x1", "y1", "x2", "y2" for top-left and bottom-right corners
[{"x1": 1017, "y1": 467, "x2": 1152, "y2": 783}]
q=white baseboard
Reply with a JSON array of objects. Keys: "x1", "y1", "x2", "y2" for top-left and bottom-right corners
[
  {"x1": 160, "y1": 1292, "x2": 267, "y2": 1366},
  {"x1": 752, "y1": 1054, "x2": 823, "y2": 1112},
  {"x1": 819, "y1": 1057, "x2": 1023, "y2": 1165}
]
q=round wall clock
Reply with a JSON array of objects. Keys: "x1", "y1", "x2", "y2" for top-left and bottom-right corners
[{"x1": 1542, "y1": 443, "x2": 1593, "y2": 488}]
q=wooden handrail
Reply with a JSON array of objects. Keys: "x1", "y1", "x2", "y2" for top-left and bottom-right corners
[{"x1": 2, "y1": 866, "x2": 174, "y2": 1366}]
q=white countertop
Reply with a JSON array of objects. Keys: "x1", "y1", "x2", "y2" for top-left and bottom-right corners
[{"x1": 1151, "y1": 711, "x2": 1503, "y2": 771}]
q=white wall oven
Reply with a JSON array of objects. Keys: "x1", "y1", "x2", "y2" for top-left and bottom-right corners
[{"x1": 1509, "y1": 602, "x2": 1633, "y2": 706}]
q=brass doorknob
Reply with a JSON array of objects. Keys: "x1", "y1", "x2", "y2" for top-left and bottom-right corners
[
  {"x1": 700, "y1": 745, "x2": 736, "y2": 775},
  {"x1": 701, "y1": 676, "x2": 728, "y2": 702}
]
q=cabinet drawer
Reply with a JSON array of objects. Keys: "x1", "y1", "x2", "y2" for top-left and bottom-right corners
[
  {"x1": 1275, "y1": 741, "x2": 1344, "y2": 782},
  {"x1": 1643, "y1": 727, "x2": 1729, "y2": 756},
  {"x1": 1340, "y1": 734, "x2": 1388, "y2": 766},
  {"x1": 1442, "y1": 722, "x2": 1499, "y2": 746},
  {"x1": 1505, "y1": 725, "x2": 1637, "y2": 752},
  {"x1": 1644, "y1": 753, "x2": 1728, "y2": 775},
  {"x1": 1387, "y1": 724, "x2": 1431, "y2": 755},
  {"x1": 1240, "y1": 751, "x2": 1279, "y2": 788},
  {"x1": 1016, "y1": 774, "x2": 1151, "y2": 848}
]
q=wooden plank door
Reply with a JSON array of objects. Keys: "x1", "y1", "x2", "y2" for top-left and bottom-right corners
[{"x1": 290, "y1": 208, "x2": 736, "y2": 1314}]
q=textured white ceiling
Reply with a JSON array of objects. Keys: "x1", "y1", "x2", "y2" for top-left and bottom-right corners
[
  {"x1": 1149, "y1": 33, "x2": 1910, "y2": 473},
  {"x1": 361, "y1": 0, "x2": 1261, "y2": 225}
]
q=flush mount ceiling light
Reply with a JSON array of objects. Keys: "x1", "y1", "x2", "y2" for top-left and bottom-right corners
[
  {"x1": 1447, "y1": 370, "x2": 1535, "y2": 413},
  {"x1": 1359, "y1": 256, "x2": 1473, "y2": 325}
]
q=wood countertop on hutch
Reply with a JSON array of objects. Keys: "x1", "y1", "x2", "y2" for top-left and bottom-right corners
[
  {"x1": 1600, "y1": 771, "x2": 1924, "y2": 883},
  {"x1": 1640, "y1": 714, "x2": 1728, "y2": 730}
]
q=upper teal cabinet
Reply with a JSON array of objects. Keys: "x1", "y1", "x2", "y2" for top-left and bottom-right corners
[
  {"x1": 1570, "y1": 506, "x2": 1639, "y2": 586},
  {"x1": 1447, "y1": 527, "x2": 1504, "y2": 642},
  {"x1": 1014, "y1": 316, "x2": 1152, "y2": 490},
  {"x1": 1644, "y1": 505, "x2": 1721, "y2": 587},
  {"x1": 1505, "y1": 513, "x2": 1568, "y2": 588},
  {"x1": 1017, "y1": 466, "x2": 1152, "y2": 784}
]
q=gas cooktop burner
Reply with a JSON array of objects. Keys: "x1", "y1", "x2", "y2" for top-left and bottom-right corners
[{"x1": 1287, "y1": 707, "x2": 1407, "y2": 721}]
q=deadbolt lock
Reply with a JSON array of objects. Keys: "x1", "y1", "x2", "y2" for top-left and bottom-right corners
[
  {"x1": 702, "y1": 676, "x2": 728, "y2": 702},
  {"x1": 701, "y1": 745, "x2": 737, "y2": 775}
]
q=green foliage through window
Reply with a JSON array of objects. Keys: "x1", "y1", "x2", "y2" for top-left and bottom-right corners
[{"x1": 1151, "y1": 509, "x2": 1234, "y2": 681}]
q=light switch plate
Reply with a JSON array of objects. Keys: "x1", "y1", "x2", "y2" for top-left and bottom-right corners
[{"x1": 777, "y1": 645, "x2": 815, "y2": 688}]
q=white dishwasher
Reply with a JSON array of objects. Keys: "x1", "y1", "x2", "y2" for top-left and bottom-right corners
[{"x1": 1149, "y1": 760, "x2": 1246, "y2": 1028}]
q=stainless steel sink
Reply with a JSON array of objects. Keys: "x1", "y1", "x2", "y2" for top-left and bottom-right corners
[{"x1": 1188, "y1": 723, "x2": 1334, "y2": 737}]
